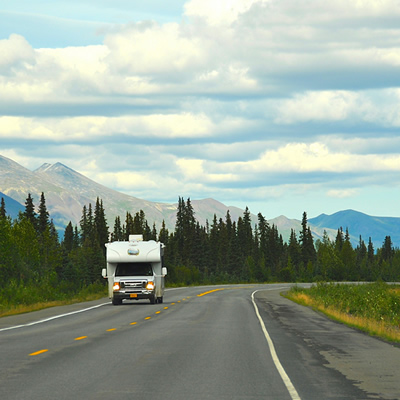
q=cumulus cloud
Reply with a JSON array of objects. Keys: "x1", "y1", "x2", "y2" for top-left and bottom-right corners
[
  {"x1": 2, "y1": 0, "x2": 400, "y2": 218},
  {"x1": 0, "y1": 34, "x2": 35, "y2": 72}
]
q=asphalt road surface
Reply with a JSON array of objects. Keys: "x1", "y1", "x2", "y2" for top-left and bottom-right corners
[{"x1": 1, "y1": 284, "x2": 399, "y2": 400}]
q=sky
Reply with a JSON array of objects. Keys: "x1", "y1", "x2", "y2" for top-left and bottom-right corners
[{"x1": 1, "y1": 0, "x2": 400, "y2": 220}]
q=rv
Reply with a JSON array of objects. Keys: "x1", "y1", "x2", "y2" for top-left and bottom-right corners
[{"x1": 102, "y1": 235, "x2": 167, "y2": 305}]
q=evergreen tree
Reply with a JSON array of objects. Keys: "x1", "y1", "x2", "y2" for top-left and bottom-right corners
[
  {"x1": 299, "y1": 212, "x2": 316, "y2": 268},
  {"x1": 112, "y1": 216, "x2": 124, "y2": 241},
  {"x1": 24, "y1": 193, "x2": 37, "y2": 230},
  {"x1": 0, "y1": 197, "x2": 6, "y2": 218},
  {"x1": 356, "y1": 235, "x2": 368, "y2": 280},
  {"x1": 38, "y1": 192, "x2": 50, "y2": 235},
  {"x1": 257, "y1": 213, "x2": 270, "y2": 260},
  {"x1": 340, "y1": 228, "x2": 356, "y2": 280},
  {"x1": 62, "y1": 222, "x2": 75, "y2": 252},
  {"x1": 208, "y1": 214, "x2": 219, "y2": 273},
  {"x1": 381, "y1": 236, "x2": 394, "y2": 262},
  {"x1": 287, "y1": 229, "x2": 302, "y2": 277},
  {"x1": 150, "y1": 223, "x2": 157, "y2": 241},
  {"x1": 158, "y1": 220, "x2": 169, "y2": 245},
  {"x1": 80, "y1": 205, "x2": 88, "y2": 244},
  {"x1": 367, "y1": 238, "x2": 374, "y2": 261},
  {"x1": 94, "y1": 198, "x2": 109, "y2": 252},
  {"x1": 315, "y1": 231, "x2": 342, "y2": 281},
  {"x1": 335, "y1": 227, "x2": 344, "y2": 252},
  {"x1": 125, "y1": 212, "x2": 134, "y2": 239},
  {"x1": 0, "y1": 213, "x2": 16, "y2": 282}
]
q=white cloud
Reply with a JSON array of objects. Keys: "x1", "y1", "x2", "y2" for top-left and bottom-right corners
[
  {"x1": 327, "y1": 189, "x2": 358, "y2": 199},
  {"x1": 184, "y1": 0, "x2": 258, "y2": 25},
  {"x1": 96, "y1": 171, "x2": 158, "y2": 191},
  {"x1": 275, "y1": 91, "x2": 358, "y2": 124},
  {"x1": 223, "y1": 142, "x2": 400, "y2": 175},
  {"x1": 0, "y1": 34, "x2": 35, "y2": 72},
  {"x1": 104, "y1": 22, "x2": 208, "y2": 76},
  {"x1": 0, "y1": 113, "x2": 215, "y2": 140},
  {"x1": 3, "y1": 0, "x2": 400, "y2": 220}
]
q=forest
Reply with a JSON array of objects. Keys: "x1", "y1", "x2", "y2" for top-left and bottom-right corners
[{"x1": 0, "y1": 193, "x2": 400, "y2": 308}]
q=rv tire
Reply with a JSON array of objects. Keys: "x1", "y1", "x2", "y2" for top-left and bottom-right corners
[{"x1": 112, "y1": 298, "x2": 122, "y2": 305}]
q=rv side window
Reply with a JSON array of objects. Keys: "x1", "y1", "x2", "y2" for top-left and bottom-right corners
[{"x1": 115, "y1": 262, "x2": 153, "y2": 277}]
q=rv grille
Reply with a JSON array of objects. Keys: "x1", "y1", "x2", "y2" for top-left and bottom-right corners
[{"x1": 121, "y1": 280, "x2": 146, "y2": 288}]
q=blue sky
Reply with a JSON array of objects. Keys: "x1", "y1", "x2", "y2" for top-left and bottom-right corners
[{"x1": 1, "y1": 0, "x2": 400, "y2": 220}]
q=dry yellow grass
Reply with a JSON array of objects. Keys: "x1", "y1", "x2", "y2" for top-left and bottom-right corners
[{"x1": 287, "y1": 292, "x2": 400, "y2": 343}]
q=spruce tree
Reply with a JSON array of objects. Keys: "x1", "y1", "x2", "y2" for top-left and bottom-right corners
[
  {"x1": 158, "y1": 220, "x2": 169, "y2": 245},
  {"x1": 340, "y1": 228, "x2": 356, "y2": 280},
  {"x1": 112, "y1": 216, "x2": 124, "y2": 241},
  {"x1": 24, "y1": 193, "x2": 37, "y2": 230},
  {"x1": 80, "y1": 205, "x2": 88, "y2": 244},
  {"x1": 382, "y1": 236, "x2": 394, "y2": 262},
  {"x1": 288, "y1": 229, "x2": 302, "y2": 276},
  {"x1": 125, "y1": 212, "x2": 134, "y2": 239},
  {"x1": 63, "y1": 221, "x2": 75, "y2": 252},
  {"x1": 38, "y1": 192, "x2": 50, "y2": 235},
  {"x1": 299, "y1": 212, "x2": 316, "y2": 268},
  {"x1": 0, "y1": 197, "x2": 6, "y2": 218},
  {"x1": 94, "y1": 198, "x2": 109, "y2": 252}
]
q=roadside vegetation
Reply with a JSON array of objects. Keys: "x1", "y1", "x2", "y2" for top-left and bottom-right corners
[
  {"x1": 1, "y1": 193, "x2": 400, "y2": 318},
  {"x1": 0, "y1": 282, "x2": 107, "y2": 318},
  {"x1": 285, "y1": 282, "x2": 400, "y2": 343}
]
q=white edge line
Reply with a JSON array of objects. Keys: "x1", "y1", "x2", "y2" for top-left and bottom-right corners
[
  {"x1": 0, "y1": 302, "x2": 109, "y2": 332},
  {"x1": 251, "y1": 289, "x2": 301, "y2": 400},
  {"x1": 1, "y1": 287, "x2": 185, "y2": 332}
]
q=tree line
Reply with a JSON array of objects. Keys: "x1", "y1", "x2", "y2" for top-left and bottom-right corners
[{"x1": 0, "y1": 194, "x2": 399, "y2": 298}]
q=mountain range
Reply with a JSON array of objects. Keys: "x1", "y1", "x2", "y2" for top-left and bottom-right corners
[{"x1": 0, "y1": 154, "x2": 398, "y2": 249}]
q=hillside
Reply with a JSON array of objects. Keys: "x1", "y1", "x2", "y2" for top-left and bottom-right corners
[
  {"x1": 309, "y1": 210, "x2": 400, "y2": 249},
  {"x1": 1, "y1": 154, "x2": 399, "y2": 248},
  {"x1": 0, "y1": 192, "x2": 24, "y2": 219},
  {"x1": 0, "y1": 155, "x2": 253, "y2": 232}
]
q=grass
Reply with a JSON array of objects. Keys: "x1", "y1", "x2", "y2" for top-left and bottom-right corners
[
  {"x1": 0, "y1": 281, "x2": 108, "y2": 318},
  {"x1": 285, "y1": 282, "x2": 400, "y2": 343}
]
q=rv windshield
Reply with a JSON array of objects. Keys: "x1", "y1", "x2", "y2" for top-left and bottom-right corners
[{"x1": 115, "y1": 262, "x2": 153, "y2": 277}]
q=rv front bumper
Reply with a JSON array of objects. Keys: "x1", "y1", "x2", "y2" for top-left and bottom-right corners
[{"x1": 113, "y1": 290, "x2": 155, "y2": 300}]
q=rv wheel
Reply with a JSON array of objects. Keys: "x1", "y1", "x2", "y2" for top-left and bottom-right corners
[{"x1": 112, "y1": 298, "x2": 122, "y2": 305}]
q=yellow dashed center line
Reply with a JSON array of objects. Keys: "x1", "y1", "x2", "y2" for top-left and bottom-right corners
[
  {"x1": 30, "y1": 349, "x2": 48, "y2": 356},
  {"x1": 27, "y1": 297, "x2": 187, "y2": 357},
  {"x1": 197, "y1": 288, "x2": 225, "y2": 297}
]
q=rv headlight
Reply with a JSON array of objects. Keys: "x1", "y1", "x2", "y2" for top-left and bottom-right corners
[
  {"x1": 146, "y1": 281, "x2": 155, "y2": 290},
  {"x1": 113, "y1": 282, "x2": 120, "y2": 291}
]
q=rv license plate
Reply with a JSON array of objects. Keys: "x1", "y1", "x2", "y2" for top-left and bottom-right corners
[{"x1": 130, "y1": 293, "x2": 138, "y2": 298}]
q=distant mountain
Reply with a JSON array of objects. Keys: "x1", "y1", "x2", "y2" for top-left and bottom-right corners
[
  {"x1": 1, "y1": 154, "x2": 399, "y2": 248},
  {"x1": 0, "y1": 192, "x2": 24, "y2": 219},
  {"x1": 0, "y1": 155, "x2": 250, "y2": 232},
  {"x1": 269, "y1": 215, "x2": 337, "y2": 245},
  {"x1": 309, "y1": 210, "x2": 400, "y2": 249}
]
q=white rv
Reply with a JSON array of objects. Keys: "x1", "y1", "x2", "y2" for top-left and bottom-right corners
[{"x1": 102, "y1": 235, "x2": 167, "y2": 305}]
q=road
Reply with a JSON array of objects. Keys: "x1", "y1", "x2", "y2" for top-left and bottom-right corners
[{"x1": 0, "y1": 284, "x2": 399, "y2": 400}]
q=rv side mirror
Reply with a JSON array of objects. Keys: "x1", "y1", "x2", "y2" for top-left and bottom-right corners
[
  {"x1": 102, "y1": 268, "x2": 107, "y2": 278},
  {"x1": 162, "y1": 267, "x2": 167, "y2": 276}
]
